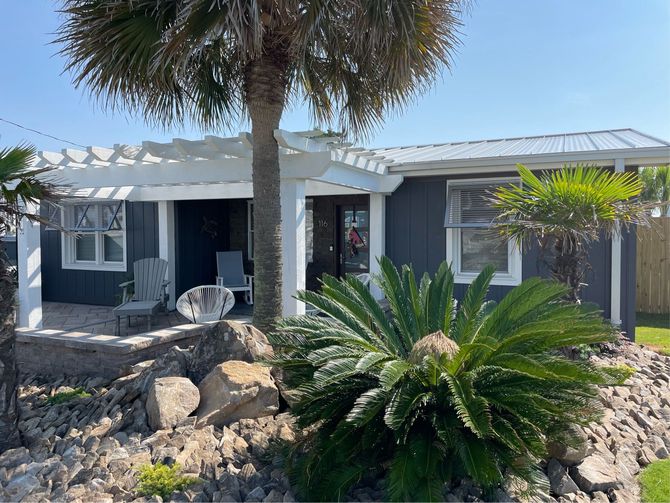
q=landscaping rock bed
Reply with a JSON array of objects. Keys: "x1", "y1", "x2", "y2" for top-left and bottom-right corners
[{"x1": 1, "y1": 334, "x2": 668, "y2": 502}]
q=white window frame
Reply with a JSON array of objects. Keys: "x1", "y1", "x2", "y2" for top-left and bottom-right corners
[
  {"x1": 445, "y1": 177, "x2": 522, "y2": 286},
  {"x1": 61, "y1": 200, "x2": 127, "y2": 272}
]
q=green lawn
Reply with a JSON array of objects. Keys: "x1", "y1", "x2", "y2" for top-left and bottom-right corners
[
  {"x1": 637, "y1": 312, "x2": 670, "y2": 356},
  {"x1": 639, "y1": 459, "x2": 670, "y2": 503}
]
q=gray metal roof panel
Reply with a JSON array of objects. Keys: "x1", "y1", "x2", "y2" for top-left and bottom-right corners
[{"x1": 372, "y1": 129, "x2": 670, "y2": 165}]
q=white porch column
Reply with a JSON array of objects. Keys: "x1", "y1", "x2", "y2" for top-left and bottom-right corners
[
  {"x1": 369, "y1": 193, "x2": 386, "y2": 300},
  {"x1": 17, "y1": 203, "x2": 42, "y2": 328},
  {"x1": 610, "y1": 159, "x2": 624, "y2": 326},
  {"x1": 281, "y1": 179, "x2": 306, "y2": 316},
  {"x1": 158, "y1": 201, "x2": 177, "y2": 311}
]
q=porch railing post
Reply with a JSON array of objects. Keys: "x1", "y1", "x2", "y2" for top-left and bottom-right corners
[
  {"x1": 280, "y1": 178, "x2": 306, "y2": 316},
  {"x1": 158, "y1": 201, "x2": 176, "y2": 311},
  {"x1": 17, "y1": 201, "x2": 43, "y2": 328},
  {"x1": 369, "y1": 193, "x2": 386, "y2": 300}
]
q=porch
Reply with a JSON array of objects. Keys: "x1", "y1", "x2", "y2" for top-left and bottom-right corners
[{"x1": 17, "y1": 129, "x2": 401, "y2": 330}]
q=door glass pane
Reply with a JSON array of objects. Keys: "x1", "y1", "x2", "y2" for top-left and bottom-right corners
[
  {"x1": 103, "y1": 233, "x2": 124, "y2": 262},
  {"x1": 75, "y1": 234, "x2": 96, "y2": 261},
  {"x1": 343, "y1": 207, "x2": 369, "y2": 274},
  {"x1": 460, "y1": 228, "x2": 508, "y2": 273},
  {"x1": 305, "y1": 199, "x2": 314, "y2": 264}
]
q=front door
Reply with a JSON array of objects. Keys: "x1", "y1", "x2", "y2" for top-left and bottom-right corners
[{"x1": 336, "y1": 205, "x2": 370, "y2": 277}]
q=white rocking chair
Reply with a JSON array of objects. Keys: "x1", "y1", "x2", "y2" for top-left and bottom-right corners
[{"x1": 176, "y1": 285, "x2": 235, "y2": 323}]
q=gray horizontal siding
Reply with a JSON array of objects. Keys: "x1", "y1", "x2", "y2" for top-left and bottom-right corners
[
  {"x1": 41, "y1": 202, "x2": 159, "y2": 306},
  {"x1": 386, "y1": 176, "x2": 617, "y2": 325}
]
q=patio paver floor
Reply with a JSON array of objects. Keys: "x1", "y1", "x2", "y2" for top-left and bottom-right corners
[{"x1": 42, "y1": 301, "x2": 253, "y2": 336}]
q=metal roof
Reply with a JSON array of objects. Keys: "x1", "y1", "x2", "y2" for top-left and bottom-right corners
[{"x1": 372, "y1": 129, "x2": 670, "y2": 165}]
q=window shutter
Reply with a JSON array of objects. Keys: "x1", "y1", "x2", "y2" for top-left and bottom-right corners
[{"x1": 444, "y1": 182, "x2": 508, "y2": 228}]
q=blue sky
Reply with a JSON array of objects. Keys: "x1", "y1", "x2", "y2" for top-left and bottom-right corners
[{"x1": 1, "y1": 1, "x2": 669, "y2": 152}]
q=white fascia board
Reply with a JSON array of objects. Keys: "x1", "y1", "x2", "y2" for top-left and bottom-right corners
[
  {"x1": 315, "y1": 162, "x2": 403, "y2": 193},
  {"x1": 68, "y1": 180, "x2": 372, "y2": 201},
  {"x1": 280, "y1": 152, "x2": 331, "y2": 178},
  {"x1": 53, "y1": 158, "x2": 252, "y2": 189},
  {"x1": 127, "y1": 183, "x2": 254, "y2": 201},
  {"x1": 389, "y1": 146, "x2": 670, "y2": 175},
  {"x1": 305, "y1": 180, "x2": 368, "y2": 196}
]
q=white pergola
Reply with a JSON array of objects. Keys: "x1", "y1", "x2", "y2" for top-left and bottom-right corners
[{"x1": 18, "y1": 129, "x2": 403, "y2": 327}]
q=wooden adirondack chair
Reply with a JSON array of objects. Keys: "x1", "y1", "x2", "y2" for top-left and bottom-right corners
[{"x1": 113, "y1": 257, "x2": 170, "y2": 335}]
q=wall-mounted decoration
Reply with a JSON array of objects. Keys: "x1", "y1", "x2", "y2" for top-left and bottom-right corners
[{"x1": 201, "y1": 216, "x2": 219, "y2": 239}]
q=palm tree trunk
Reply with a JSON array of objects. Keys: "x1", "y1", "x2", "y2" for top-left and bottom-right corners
[
  {"x1": 0, "y1": 250, "x2": 21, "y2": 451},
  {"x1": 551, "y1": 236, "x2": 587, "y2": 303},
  {"x1": 245, "y1": 43, "x2": 289, "y2": 333}
]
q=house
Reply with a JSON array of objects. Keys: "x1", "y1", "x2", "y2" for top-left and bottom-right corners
[{"x1": 15, "y1": 128, "x2": 670, "y2": 340}]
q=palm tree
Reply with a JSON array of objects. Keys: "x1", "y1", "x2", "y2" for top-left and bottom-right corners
[
  {"x1": 0, "y1": 144, "x2": 61, "y2": 451},
  {"x1": 639, "y1": 165, "x2": 670, "y2": 216},
  {"x1": 56, "y1": 0, "x2": 468, "y2": 331},
  {"x1": 490, "y1": 164, "x2": 649, "y2": 303}
]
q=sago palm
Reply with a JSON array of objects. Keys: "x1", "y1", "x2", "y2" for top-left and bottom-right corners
[
  {"x1": 268, "y1": 257, "x2": 620, "y2": 501},
  {"x1": 489, "y1": 164, "x2": 648, "y2": 302},
  {"x1": 0, "y1": 144, "x2": 61, "y2": 451},
  {"x1": 56, "y1": 0, "x2": 468, "y2": 331}
]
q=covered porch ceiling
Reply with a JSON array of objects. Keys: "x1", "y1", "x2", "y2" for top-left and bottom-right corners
[{"x1": 34, "y1": 129, "x2": 404, "y2": 201}]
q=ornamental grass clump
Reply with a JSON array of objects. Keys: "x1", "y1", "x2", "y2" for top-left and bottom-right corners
[{"x1": 268, "y1": 257, "x2": 619, "y2": 501}]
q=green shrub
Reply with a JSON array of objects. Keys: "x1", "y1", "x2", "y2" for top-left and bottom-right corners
[
  {"x1": 269, "y1": 258, "x2": 616, "y2": 501},
  {"x1": 602, "y1": 363, "x2": 637, "y2": 385},
  {"x1": 46, "y1": 387, "x2": 91, "y2": 405},
  {"x1": 639, "y1": 459, "x2": 670, "y2": 503},
  {"x1": 137, "y1": 463, "x2": 198, "y2": 499}
]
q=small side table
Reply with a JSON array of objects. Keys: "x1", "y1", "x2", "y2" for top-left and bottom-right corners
[{"x1": 112, "y1": 300, "x2": 161, "y2": 336}]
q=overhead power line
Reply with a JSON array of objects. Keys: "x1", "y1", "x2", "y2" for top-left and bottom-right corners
[{"x1": 0, "y1": 117, "x2": 87, "y2": 149}]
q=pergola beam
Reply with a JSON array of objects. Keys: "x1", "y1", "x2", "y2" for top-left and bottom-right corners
[{"x1": 275, "y1": 129, "x2": 330, "y2": 153}]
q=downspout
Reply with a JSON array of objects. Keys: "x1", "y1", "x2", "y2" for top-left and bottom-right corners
[{"x1": 610, "y1": 159, "x2": 624, "y2": 326}]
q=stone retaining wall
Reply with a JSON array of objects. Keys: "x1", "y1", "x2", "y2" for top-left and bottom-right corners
[{"x1": 15, "y1": 324, "x2": 211, "y2": 378}]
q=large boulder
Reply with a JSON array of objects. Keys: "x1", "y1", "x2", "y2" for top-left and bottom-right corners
[
  {"x1": 547, "y1": 426, "x2": 591, "y2": 466},
  {"x1": 547, "y1": 458, "x2": 579, "y2": 496},
  {"x1": 189, "y1": 321, "x2": 273, "y2": 384},
  {"x1": 146, "y1": 377, "x2": 200, "y2": 431},
  {"x1": 135, "y1": 346, "x2": 191, "y2": 396},
  {"x1": 196, "y1": 361, "x2": 279, "y2": 427},
  {"x1": 570, "y1": 454, "x2": 623, "y2": 493}
]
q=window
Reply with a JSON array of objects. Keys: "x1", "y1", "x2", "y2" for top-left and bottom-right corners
[
  {"x1": 247, "y1": 199, "x2": 314, "y2": 263},
  {"x1": 445, "y1": 178, "x2": 521, "y2": 286},
  {"x1": 62, "y1": 201, "x2": 126, "y2": 271}
]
